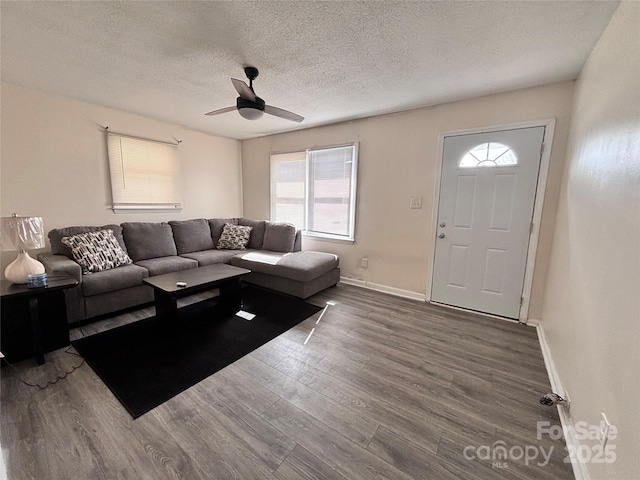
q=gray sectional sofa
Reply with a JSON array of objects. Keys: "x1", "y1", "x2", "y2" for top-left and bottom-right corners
[{"x1": 38, "y1": 218, "x2": 340, "y2": 324}]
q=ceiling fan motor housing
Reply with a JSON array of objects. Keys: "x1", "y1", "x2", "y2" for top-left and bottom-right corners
[
  {"x1": 237, "y1": 96, "x2": 265, "y2": 110},
  {"x1": 237, "y1": 96, "x2": 265, "y2": 120}
]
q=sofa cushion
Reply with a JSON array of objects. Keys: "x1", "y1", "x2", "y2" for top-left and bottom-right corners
[
  {"x1": 169, "y1": 219, "x2": 215, "y2": 254},
  {"x1": 262, "y1": 223, "x2": 297, "y2": 252},
  {"x1": 61, "y1": 229, "x2": 133, "y2": 274},
  {"x1": 230, "y1": 251, "x2": 339, "y2": 282},
  {"x1": 180, "y1": 249, "x2": 245, "y2": 266},
  {"x1": 237, "y1": 218, "x2": 266, "y2": 249},
  {"x1": 208, "y1": 218, "x2": 238, "y2": 246},
  {"x1": 81, "y1": 264, "x2": 149, "y2": 297},
  {"x1": 134, "y1": 256, "x2": 198, "y2": 276},
  {"x1": 122, "y1": 222, "x2": 177, "y2": 261},
  {"x1": 49, "y1": 224, "x2": 126, "y2": 259},
  {"x1": 217, "y1": 223, "x2": 252, "y2": 250}
]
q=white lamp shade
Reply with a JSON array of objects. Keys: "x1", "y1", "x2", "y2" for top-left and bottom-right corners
[
  {"x1": 1, "y1": 215, "x2": 45, "y2": 250},
  {"x1": 4, "y1": 251, "x2": 45, "y2": 284}
]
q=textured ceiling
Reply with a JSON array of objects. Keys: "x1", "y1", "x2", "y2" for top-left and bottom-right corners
[{"x1": 1, "y1": 1, "x2": 619, "y2": 140}]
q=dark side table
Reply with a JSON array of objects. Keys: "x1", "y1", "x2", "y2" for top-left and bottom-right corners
[{"x1": 1, "y1": 275, "x2": 78, "y2": 365}]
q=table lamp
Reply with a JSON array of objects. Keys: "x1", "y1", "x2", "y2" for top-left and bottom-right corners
[{"x1": 1, "y1": 214, "x2": 46, "y2": 284}]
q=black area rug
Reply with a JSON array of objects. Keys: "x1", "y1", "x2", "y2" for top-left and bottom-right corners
[{"x1": 72, "y1": 286, "x2": 322, "y2": 418}]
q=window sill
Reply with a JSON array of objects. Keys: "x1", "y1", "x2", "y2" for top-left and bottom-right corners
[
  {"x1": 302, "y1": 232, "x2": 355, "y2": 244},
  {"x1": 112, "y1": 205, "x2": 182, "y2": 214}
]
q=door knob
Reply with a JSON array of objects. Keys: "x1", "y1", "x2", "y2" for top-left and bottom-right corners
[
  {"x1": 438, "y1": 233, "x2": 445, "y2": 239},
  {"x1": 439, "y1": 222, "x2": 446, "y2": 228}
]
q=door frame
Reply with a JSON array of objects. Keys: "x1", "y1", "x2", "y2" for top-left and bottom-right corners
[{"x1": 425, "y1": 118, "x2": 556, "y2": 323}]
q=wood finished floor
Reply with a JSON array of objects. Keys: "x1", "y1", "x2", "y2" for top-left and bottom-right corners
[{"x1": 1, "y1": 284, "x2": 573, "y2": 479}]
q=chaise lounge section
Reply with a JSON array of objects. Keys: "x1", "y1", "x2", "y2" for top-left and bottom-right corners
[{"x1": 38, "y1": 218, "x2": 340, "y2": 324}]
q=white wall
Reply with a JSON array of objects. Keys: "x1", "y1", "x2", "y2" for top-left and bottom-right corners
[
  {"x1": 540, "y1": 2, "x2": 639, "y2": 479},
  {"x1": 242, "y1": 82, "x2": 575, "y2": 319},
  {"x1": 0, "y1": 82, "x2": 243, "y2": 269}
]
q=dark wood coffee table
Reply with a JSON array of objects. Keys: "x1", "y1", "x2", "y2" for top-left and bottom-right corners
[{"x1": 143, "y1": 264, "x2": 251, "y2": 322}]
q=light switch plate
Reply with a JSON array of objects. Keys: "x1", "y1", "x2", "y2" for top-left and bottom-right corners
[{"x1": 410, "y1": 197, "x2": 423, "y2": 209}]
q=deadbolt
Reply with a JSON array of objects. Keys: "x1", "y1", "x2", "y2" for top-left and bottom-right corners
[{"x1": 439, "y1": 222, "x2": 446, "y2": 228}]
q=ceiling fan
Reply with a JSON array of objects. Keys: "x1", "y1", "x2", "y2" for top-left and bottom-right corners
[{"x1": 205, "y1": 67, "x2": 304, "y2": 123}]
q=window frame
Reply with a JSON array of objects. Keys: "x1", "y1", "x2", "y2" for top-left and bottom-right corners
[
  {"x1": 270, "y1": 142, "x2": 358, "y2": 242},
  {"x1": 458, "y1": 142, "x2": 518, "y2": 169}
]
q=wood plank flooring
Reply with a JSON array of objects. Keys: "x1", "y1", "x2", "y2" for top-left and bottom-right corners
[{"x1": 1, "y1": 284, "x2": 573, "y2": 479}]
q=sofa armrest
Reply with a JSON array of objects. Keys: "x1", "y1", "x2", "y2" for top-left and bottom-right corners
[
  {"x1": 38, "y1": 253, "x2": 82, "y2": 283},
  {"x1": 293, "y1": 230, "x2": 302, "y2": 252}
]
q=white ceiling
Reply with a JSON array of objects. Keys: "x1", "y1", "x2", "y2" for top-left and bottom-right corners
[{"x1": 1, "y1": 1, "x2": 619, "y2": 140}]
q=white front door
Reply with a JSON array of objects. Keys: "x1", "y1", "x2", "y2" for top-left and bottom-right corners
[{"x1": 431, "y1": 127, "x2": 544, "y2": 319}]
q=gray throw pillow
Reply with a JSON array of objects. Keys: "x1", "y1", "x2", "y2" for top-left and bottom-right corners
[
  {"x1": 122, "y1": 222, "x2": 177, "y2": 261},
  {"x1": 262, "y1": 223, "x2": 297, "y2": 252},
  {"x1": 169, "y1": 219, "x2": 215, "y2": 254}
]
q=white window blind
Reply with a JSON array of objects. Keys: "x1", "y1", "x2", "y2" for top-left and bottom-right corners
[
  {"x1": 270, "y1": 144, "x2": 358, "y2": 241},
  {"x1": 270, "y1": 151, "x2": 307, "y2": 229},
  {"x1": 107, "y1": 133, "x2": 181, "y2": 212}
]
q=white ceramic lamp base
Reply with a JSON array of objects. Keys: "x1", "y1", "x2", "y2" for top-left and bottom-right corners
[{"x1": 4, "y1": 251, "x2": 45, "y2": 284}]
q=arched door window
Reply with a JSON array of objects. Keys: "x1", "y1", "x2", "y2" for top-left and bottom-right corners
[{"x1": 459, "y1": 142, "x2": 517, "y2": 168}]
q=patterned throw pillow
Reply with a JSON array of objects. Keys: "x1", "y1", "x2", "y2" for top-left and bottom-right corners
[
  {"x1": 217, "y1": 223, "x2": 252, "y2": 250},
  {"x1": 61, "y1": 229, "x2": 133, "y2": 274}
]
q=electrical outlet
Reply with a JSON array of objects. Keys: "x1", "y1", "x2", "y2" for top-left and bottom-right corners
[
  {"x1": 599, "y1": 412, "x2": 611, "y2": 447},
  {"x1": 361, "y1": 257, "x2": 368, "y2": 269},
  {"x1": 410, "y1": 197, "x2": 423, "y2": 209}
]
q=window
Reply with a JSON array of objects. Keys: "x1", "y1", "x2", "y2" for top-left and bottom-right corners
[
  {"x1": 271, "y1": 144, "x2": 358, "y2": 241},
  {"x1": 459, "y1": 142, "x2": 517, "y2": 168},
  {"x1": 106, "y1": 133, "x2": 181, "y2": 212}
]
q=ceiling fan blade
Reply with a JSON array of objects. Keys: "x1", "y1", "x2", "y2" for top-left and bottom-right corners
[
  {"x1": 231, "y1": 78, "x2": 256, "y2": 101},
  {"x1": 204, "y1": 106, "x2": 236, "y2": 116},
  {"x1": 264, "y1": 105, "x2": 304, "y2": 123}
]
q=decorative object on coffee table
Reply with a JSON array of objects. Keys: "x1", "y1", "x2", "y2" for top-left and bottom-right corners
[{"x1": 1, "y1": 214, "x2": 46, "y2": 284}]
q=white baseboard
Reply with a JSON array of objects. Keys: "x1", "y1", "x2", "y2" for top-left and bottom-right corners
[
  {"x1": 535, "y1": 321, "x2": 590, "y2": 480},
  {"x1": 339, "y1": 277, "x2": 426, "y2": 302}
]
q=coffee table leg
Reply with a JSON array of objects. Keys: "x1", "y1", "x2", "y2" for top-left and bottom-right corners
[
  {"x1": 219, "y1": 279, "x2": 242, "y2": 312},
  {"x1": 154, "y1": 291, "x2": 177, "y2": 322}
]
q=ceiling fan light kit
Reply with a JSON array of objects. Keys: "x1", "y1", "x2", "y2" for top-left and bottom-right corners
[
  {"x1": 237, "y1": 96, "x2": 265, "y2": 120},
  {"x1": 206, "y1": 66, "x2": 304, "y2": 123}
]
